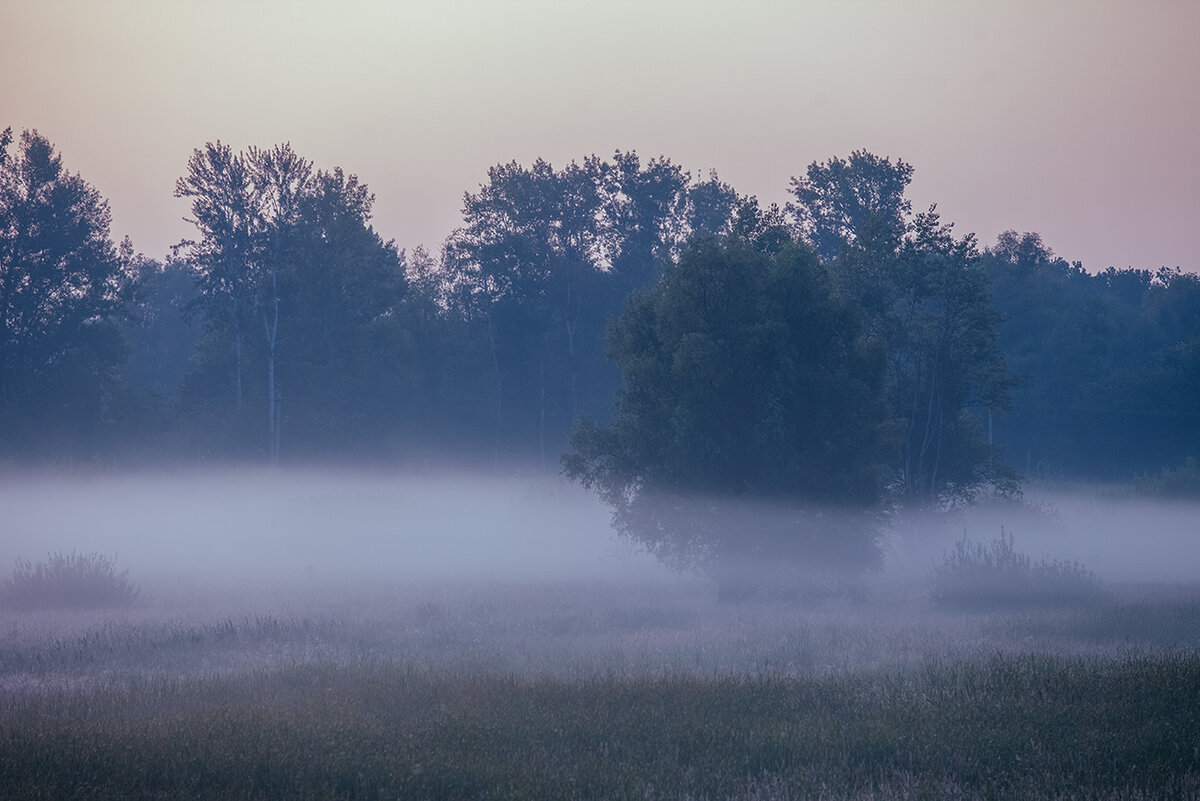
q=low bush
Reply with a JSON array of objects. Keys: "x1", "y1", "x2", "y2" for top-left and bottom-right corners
[
  {"x1": 930, "y1": 528, "x2": 1105, "y2": 610},
  {"x1": 0, "y1": 550, "x2": 141, "y2": 609}
]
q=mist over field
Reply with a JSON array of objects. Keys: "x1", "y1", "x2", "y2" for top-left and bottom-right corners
[
  {"x1": 3, "y1": 468, "x2": 1199, "y2": 799},
  {"x1": 0, "y1": 468, "x2": 676, "y2": 598},
  {"x1": 2, "y1": 468, "x2": 1196, "y2": 599},
  {"x1": 882, "y1": 487, "x2": 1200, "y2": 585}
]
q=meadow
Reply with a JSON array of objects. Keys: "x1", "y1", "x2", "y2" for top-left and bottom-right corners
[
  {"x1": 3, "y1": 577, "x2": 1200, "y2": 799},
  {"x1": 1, "y1": 471, "x2": 1198, "y2": 799}
]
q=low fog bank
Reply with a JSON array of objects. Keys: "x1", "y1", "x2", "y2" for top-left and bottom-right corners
[
  {"x1": 1, "y1": 469, "x2": 1197, "y2": 603},
  {"x1": 0, "y1": 467, "x2": 676, "y2": 599}
]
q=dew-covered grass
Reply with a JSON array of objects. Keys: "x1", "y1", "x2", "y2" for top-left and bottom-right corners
[{"x1": 2, "y1": 577, "x2": 1199, "y2": 799}]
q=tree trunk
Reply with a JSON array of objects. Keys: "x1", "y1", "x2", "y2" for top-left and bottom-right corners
[
  {"x1": 264, "y1": 274, "x2": 280, "y2": 464},
  {"x1": 485, "y1": 310, "x2": 502, "y2": 471},
  {"x1": 234, "y1": 326, "x2": 243, "y2": 410},
  {"x1": 715, "y1": 554, "x2": 757, "y2": 604},
  {"x1": 539, "y1": 340, "x2": 547, "y2": 470}
]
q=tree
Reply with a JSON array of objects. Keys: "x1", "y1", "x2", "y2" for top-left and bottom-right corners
[
  {"x1": 670, "y1": 170, "x2": 740, "y2": 251},
  {"x1": 443, "y1": 156, "x2": 612, "y2": 465},
  {"x1": 175, "y1": 142, "x2": 406, "y2": 458},
  {"x1": 791, "y1": 153, "x2": 1014, "y2": 511},
  {"x1": 0, "y1": 128, "x2": 134, "y2": 458},
  {"x1": 982, "y1": 231, "x2": 1099, "y2": 476},
  {"x1": 601, "y1": 150, "x2": 689, "y2": 292},
  {"x1": 278, "y1": 166, "x2": 407, "y2": 454},
  {"x1": 174, "y1": 142, "x2": 257, "y2": 415},
  {"x1": 565, "y1": 235, "x2": 889, "y2": 599},
  {"x1": 245, "y1": 144, "x2": 314, "y2": 461},
  {"x1": 394, "y1": 245, "x2": 496, "y2": 457},
  {"x1": 890, "y1": 209, "x2": 1012, "y2": 509},
  {"x1": 789, "y1": 150, "x2": 913, "y2": 263}
]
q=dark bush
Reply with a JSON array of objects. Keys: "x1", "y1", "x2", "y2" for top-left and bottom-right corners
[
  {"x1": 0, "y1": 551, "x2": 141, "y2": 609},
  {"x1": 930, "y1": 529, "x2": 1104, "y2": 610}
]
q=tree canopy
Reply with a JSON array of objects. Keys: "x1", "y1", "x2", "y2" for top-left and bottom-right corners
[
  {"x1": 791, "y1": 156, "x2": 1015, "y2": 511},
  {"x1": 0, "y1": 128, "x2": 134, "y2": 458},
  {"x1": 174, "y1": 142, "x2": 406, "y2": 458},
  {"x1": 564, "y1": 235, "x2": 890, "y2": 595}
]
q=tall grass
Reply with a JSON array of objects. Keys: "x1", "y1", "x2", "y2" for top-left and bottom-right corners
[
  {"x1": 2, "y1": 653, "x2": 1198, "y2": 799},
  {"x1": 2, "y1": 579, "x2": 1198, "y2": 799}
]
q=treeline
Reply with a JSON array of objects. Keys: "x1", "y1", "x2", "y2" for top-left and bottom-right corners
[
  {"x1": 984, "y1": 234, "x2": 1199, "y2": 479},
  {"x1": 1, "y1": 129, "x2": 1196, "y2": 486}
]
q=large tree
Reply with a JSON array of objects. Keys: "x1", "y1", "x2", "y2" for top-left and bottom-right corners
[
  {"x1": 175, "y1": 142, "x2": 405, "y2": 458},
  {"x1": 791, "y1": 153, "x2": 1014, "y2": 511},
  {"x1": 602, "y1": 150, "x2": 689, "y2": 292},
  {"x1": 442, "y1": 157, "x2": 610, "y2": 464},
  {"x1": 174, "y1": 142, "x2": 257, "y2": 416},
  {"x1": 890, "y1": 209, "x2": 1012, "y2": 509},
  {"x1": 278, "y1": 166, "x2": 408, "y2": 454},
  {"x1": 565, "y1": 235, "x2": 889, "y2": 599},
  {"x1": 0, "y1": 128, "x2": 134, "y2": 457},
  {"x1": 245, "y1": 144, "x2": 315, "y2": 461}
]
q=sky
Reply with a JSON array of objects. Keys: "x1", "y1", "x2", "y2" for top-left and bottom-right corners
[{"x1": 2, "y1": 0, "x2": 1198, "y2": 273}]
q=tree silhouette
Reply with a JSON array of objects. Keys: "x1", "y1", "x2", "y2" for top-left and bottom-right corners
[
  {"x1": 566, "y1": 235, "x2": 889, "y2": 598},
  {"x1": 0, "y1": 128, "x2": 134, "y2": 458}
]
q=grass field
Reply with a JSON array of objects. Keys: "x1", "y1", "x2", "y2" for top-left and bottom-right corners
[{"x1": 3, "y1": 576, "x2": 1199, "y2": 800}]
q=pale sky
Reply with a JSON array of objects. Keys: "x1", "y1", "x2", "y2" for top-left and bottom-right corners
[{"x1": 3, "y1": 0, "x2": 1198, "y2": 272}]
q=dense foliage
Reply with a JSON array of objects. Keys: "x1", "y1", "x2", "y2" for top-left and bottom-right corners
[
  {"x1": 984, "y1": 232, "x2": 1200, "y2": 479},
  {"x1": 565, "y1": 235, "x2": 889, "y2": 589},
  {"x1": 790, "y1": 153, "x2": 1015, "y2": 510},
  {"x1": 173, "y1": 143, "x2": 411, "y2": 459},
  {"x1": 0, "y1": 129, "x2": 135, "y2": 458}
]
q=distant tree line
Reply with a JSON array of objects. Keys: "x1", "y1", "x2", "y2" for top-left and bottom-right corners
[{"x1": 2, "y1": 128, "x2": 1197, "y2": 493}]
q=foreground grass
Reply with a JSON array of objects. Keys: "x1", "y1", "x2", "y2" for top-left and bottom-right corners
[
  {"x1": 3, "y1": 582, "x2": 1200, "y2": 799},
  {"x1": 4, "y1": 655, "x2": 1200, "y2": 799}
]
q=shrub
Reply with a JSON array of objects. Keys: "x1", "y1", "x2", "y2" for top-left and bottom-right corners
[
  {"x1": 930, "y1": 529, "x2": 1104, "y2": 610},
  {"x1": 0, "y1": 550, "x2": 141, "y2": 609},
  {"x1": 1134, "y1": 457, "x2": 1200, "y2": 499}
]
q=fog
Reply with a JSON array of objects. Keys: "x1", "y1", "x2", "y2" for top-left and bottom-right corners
[
  {"x1": 2, "y1": 468, "x2": 1196, "y2": 596},
  {"x1": 0, "y1": 468, "x2": 677, "y2": 596},
  {"x1": 883, "y1": 486, "x2": 1200, "y2": 585}
]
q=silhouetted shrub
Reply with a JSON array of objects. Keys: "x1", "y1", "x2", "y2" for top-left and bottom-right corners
[
  {"x1": 930, "y1": 529, "x2": 1104, "y2": 610},
  {"x1": 0, "y1": 551, "x2": 141, "y2": 609},
  {"x1": 1135, "y1": 457, "x2": 1200, "y2": 500}
]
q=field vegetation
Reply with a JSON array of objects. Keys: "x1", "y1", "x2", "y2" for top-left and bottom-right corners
[
  {"x1": 3, "y1": 572, "x2": 1199, "y2": 800},
  {"x1": 929, "y1": 529, "x2": 1107, "y2": 610},
  {"x1": 0, "y1": 550, "x2": 141, "y2": 610}
]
